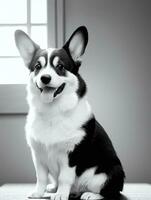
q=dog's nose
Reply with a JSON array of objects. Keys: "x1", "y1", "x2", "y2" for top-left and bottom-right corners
[{"x1": 41, "y1": 75, "x2": 51, "y2": 84}]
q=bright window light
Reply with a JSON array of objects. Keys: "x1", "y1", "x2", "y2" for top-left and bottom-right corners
[
  {"x1": 0, "y1": 0, "x2": 47, "y2": 84},
  {"x1": 0, "y1": 0, "x2": 27, "y2": 24},
  {"x1": 31, "y1": 26, "x2": 47, "y2": 49},
  {"x1": 0, "y1": 58, "x2": 28, "y2": 84},
  {"x1": 0, "y1": 26, "x2": 27, "y2": 56},
  {"x1": 31, "y1": 0, "x2": 47, "y2": 23}
]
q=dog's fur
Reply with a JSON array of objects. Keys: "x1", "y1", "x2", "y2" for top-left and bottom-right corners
[{"x1": 15, "y1": 26, "x2": 125, "y2": 200}]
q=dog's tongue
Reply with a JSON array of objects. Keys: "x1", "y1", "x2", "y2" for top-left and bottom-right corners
[{"x1": 41, "y1": 87, "x2": 55, "y2": 103}]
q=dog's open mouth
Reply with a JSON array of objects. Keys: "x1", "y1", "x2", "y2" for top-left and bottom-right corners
[
  {"x1": 36, "y1": 83, "x2": 66, "y2": 102},
  {"x1": 53, "y1": 83, "x2": 66, "y2": 98}
]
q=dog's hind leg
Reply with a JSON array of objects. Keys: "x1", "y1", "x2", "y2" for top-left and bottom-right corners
[
  {"x1": 81, "y1": 192, "x2": 103, "y2": 200},
  {"x1": 78, "y1": 168, "x2": 107, "y2": 200}
]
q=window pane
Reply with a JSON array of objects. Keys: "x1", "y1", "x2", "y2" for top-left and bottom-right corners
[
  {"x1": 31, "y1": 26, "x2": 47, "y2": 48},
  {"x1": 0, "y1": 0, "x2": 27, "y2": 24},
  {"x1": 0, "y1": 26, "x2": 27, "y2": 56},
  {"x1": 31, "y1": 0, "x2": 47, "y2": 23},
  {"x1": 0, "y1": 58, "x2": 28, "y2": 84}
]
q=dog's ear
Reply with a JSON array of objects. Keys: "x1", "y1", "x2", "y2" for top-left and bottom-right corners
[
  {"x1": 63, "y1": 26, "x2": 88, "y2": 65},
  {"x1": 15, "y1": 30, "x2": 40, "y2": 68}
]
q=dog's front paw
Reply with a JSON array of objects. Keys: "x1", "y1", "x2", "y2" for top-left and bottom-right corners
[
  {"x1": 46, "y1": 184, "x2": 57, "y2": 193},
  {"x1": 81, "y1": 192, "x2": 103, "y2": 200},
  {"x1": 28, "y1": 190, "x2": 44, "y2": 199},
  {"x1": 49, "y1": 193, "x2": 69, "y2": 200}
]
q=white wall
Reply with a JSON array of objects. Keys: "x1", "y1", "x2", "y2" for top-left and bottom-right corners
[
  {"x1": 65, "y1": 0, "x2": 151, "y2": 182},
  {"x1": 0, "y1": 115, "x2": 35, "y2": 184},
  {"x1": 0, "y1": 0, "x2": 150, "y2": 184}
]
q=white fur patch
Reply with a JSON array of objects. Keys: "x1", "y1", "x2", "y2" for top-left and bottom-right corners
[
  {"x1": 26, "y1": 96, "x2": 92, "y2": 147},
  {"x1": 47, "y1": 48, "x2": 55, "y2": 57},
  {"x1": 71, "y1": 167, "x2": 107, "y2": 194},
  {"x1": 38, "y1": 56, "x2": 46, "y2": 66},
  {"x1": 81, "y1": 192, "x2": 103, "y2": 200},
  {"x1": 53, "y1": 56, "x2": 59, "y2": 67}
]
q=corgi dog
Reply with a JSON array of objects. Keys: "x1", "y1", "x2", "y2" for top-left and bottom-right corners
[{"x1": 15, "y1": 26, "x2": 125, "y2": 200}]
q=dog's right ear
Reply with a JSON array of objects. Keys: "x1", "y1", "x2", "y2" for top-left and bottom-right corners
[
  {"x1": 15, "y1": 30, "x2": 40, "y2": 68},
  {"x1": 63, "y1": 26, "x2": 88, "y2": 67}
]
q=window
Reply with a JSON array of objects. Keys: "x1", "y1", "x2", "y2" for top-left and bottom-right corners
[
  {"x1": 0, "y1": 0, "x2": 64, "y2": 113},
  {"x1": 0, "y1": 0, "x2": 47, "y2": 84}
]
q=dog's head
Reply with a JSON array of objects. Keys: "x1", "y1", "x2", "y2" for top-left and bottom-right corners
[{"x1": 15, "y1": 26, "x2": 88, "y2": 103}]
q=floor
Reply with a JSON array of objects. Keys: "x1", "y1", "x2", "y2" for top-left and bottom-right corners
[{"x1": 0, "y1": 184, "x2": 151, "y2": 200}]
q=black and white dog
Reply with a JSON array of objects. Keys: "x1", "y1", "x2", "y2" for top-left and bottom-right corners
[{"x1": 15, "y1": 26, "x2": 125, "y2": 200}]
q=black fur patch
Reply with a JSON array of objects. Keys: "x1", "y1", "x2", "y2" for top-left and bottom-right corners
[
  {"x1": 29, "y1": 47, "x2": 82, "y2": 77},
  {"x1": 50, "y1": 49, "x2": 79, "y2": 75},
  {"x1": 28, "y1": 26, "x2": 88, "y2": 75},
  {"x1": 29, "y1": 49, "x2": 48, "y2": 72},
  {"x1": 50, "y1": 49, "x2": 87, "y2": 98},
  {"x1": 68, "y1": 117, "x2": 125, "y2": 197},
  {"x1": 53, "y1": 63, "x2": 66, "y2": 76},
  {"x1": 76, "y1": 74, "x2": 87, "y2": 98}
]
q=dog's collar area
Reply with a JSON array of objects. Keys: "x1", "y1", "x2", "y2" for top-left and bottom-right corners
[{"x1": 36, "y1": 82, "x2": 66, "y2": 99}]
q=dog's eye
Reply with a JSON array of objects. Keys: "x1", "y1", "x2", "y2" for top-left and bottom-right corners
[
  {"x1": 56, "y1": 64, "x2": 65, "y2": 71},
  {"x1": 35, "y1": 62, "x2": 42, "y2": 70}
]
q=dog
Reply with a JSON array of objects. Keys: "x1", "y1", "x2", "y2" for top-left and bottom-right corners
[{"x1": 15, "y1": 26, "x2": 125, "y2": 200}]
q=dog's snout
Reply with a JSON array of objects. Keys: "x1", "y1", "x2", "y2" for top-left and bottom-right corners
[{"x1": 41, "y1": 75, "x2": 51, "y2": 84}]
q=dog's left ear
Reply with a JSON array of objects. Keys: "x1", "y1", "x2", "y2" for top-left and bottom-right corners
[
  {"x1": 63, "y1": 26, "x2": 88, "y2": 65},
  {"x1": 15, "y1": 30, "x2": 40, "y2": 68}
]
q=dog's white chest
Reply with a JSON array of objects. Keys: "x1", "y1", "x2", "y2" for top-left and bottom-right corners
[
  {"x1": 25, "y1": 98, "x2": 91, "y2": 180},
  {"x1": 26, "y1": 111, "x2": 85, "y2": 179},
  {"x1": 27, "y1": 113, "x2": 64, "y2": 145},
  {"x1": 26, "y1": 98, "x2": 91, "y2": 148},
  {"x1": 26, "y1": 109, "x2": 85, "y2": 148}
]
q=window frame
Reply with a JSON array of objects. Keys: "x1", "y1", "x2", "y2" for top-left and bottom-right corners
[
  {"x1": 0, "y1": 0, "x2": 48, "y2": 59},
  {"x1": 0, "y1": 0, "x2": 65, "y2": 114}
]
